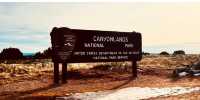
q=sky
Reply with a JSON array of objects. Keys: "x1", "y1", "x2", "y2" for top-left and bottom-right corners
[{"x1": 0, "y1": 3, "x2": 200, "y2": 54}]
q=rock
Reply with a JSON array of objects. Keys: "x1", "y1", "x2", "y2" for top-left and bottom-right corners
[
  {"x1": 193, "y1": 73, "x2": 200, "y2": 76},
  {"x1": 178, "y1": 72, "x2": 189, "y2": 77},
  {"x1": 173, "y1": 61, "x2": 200, "y2": 78}
]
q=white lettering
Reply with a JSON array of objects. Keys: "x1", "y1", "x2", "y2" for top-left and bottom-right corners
[
  {"x1": 92, "y1": 36, "x2": 128, "y2": 42},
  {"x1": 84, "y1": 43, "x2": 104, "y2": 48}
]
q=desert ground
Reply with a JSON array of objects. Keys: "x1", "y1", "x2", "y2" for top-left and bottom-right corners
[{"x1": 0, "y1": 54, "x2": 200, "y2": 100}]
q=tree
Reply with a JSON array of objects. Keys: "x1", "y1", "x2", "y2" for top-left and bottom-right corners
[
  {"x1": 0, "y1": 47, "x2": 23, "y2": 60},
  {"x1": 160, "y1": 51, "x2": 170, "y2": 55},
  {"x1": 43, "y1": 47, "x2": 52, "y2": 58},
  {"x1": 173, "y1": 50, "x2": 185, "y2": 55}
]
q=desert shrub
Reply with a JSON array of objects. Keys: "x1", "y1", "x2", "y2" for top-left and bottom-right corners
[
  {"x1": 0, "y1": 54, "x2": 2, "y2": 62},
  {"x1": 92, "y1": 62, "x2": 131, "y2": 73},
  {"x1": 4, "y1": 60, "x2": 19, "y2": 64},
  {"x1": 0, "y1": 48, "x2": 23, "y2": 60},
  {"x1": 33, "y1": 47, "x2": 52, "y2": 59},
  {"x1": 160, "y1": 51, "x2": 170, "y2": 55},
  {"x1": 33, "y1": 52, "x2": 44, "y2": 59},
  {"x1": 173, "y1": 50, "x2": 185, "y2": 55},
  {"x1": 43, "y1": 47, "x2": 52, "y2": 58},
  {"x1": 92, "y1": 64, "x2": 112, "y2": 71},
  {"x1": 142, "y1": 52, "x2": 150, "y2": 56}
]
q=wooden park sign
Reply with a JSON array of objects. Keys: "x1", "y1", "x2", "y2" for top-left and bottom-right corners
[{"x1": 50, "y1": 27, "x2": 142, "y2": 84}]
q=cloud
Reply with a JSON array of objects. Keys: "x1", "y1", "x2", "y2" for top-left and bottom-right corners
[{"x1": 0, "y1": 3, "x2": 200, "y2": 54}]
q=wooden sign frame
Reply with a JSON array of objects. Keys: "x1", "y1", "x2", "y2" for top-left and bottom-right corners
[{"x1": 50, "y1": 27, "x2": 142, "y2": 84}]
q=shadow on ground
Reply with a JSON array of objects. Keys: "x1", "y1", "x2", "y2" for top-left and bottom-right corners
[{"x1": 2, "y1": 84, "x2": 61, "y2": 100}]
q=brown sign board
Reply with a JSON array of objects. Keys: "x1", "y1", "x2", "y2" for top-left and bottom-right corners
[{"x1": 50, "y1": 27, "x2": 142, "y2": 63}]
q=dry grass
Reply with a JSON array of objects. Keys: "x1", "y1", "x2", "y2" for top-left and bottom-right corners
[
  {"x1": 139, "y1": 54, "x2": 200, "y2": 69},
  {"x1": 0, "y1": 54, "x2": 200, "y2": 99},
  {"x1": 0, "y1": 54, "x2": 200, "y2": 81}
]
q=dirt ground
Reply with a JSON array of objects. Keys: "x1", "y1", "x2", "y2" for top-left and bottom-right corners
[
  {"x1": 0, "y1": 55, "x2": 200, "y2": 100},
  {"x1": 0, "y1": 68, "x2": 199, "y2": 100}
]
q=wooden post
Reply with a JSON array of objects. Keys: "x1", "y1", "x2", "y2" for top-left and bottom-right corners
[
  {"x1": 62, "y1": 63, "x2": 67, "y2": 83},
  {"x1": 54, "y1": 63, "x2": 59, "y2": 84},
  {"x1": 132, "y1": 61, "x2": 137, "y2": 78}
]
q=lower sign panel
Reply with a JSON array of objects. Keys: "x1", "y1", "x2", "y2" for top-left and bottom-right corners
[{"x1": 50, "y1": 27, "x2": 142, "y2": 63}]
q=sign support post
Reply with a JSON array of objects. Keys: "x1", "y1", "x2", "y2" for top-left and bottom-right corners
[
  {"x1": 132, "y1": 61, "x2": 137, "y2": 78},
  {"x1": 54, "y1": 63, "x2": 59, "y2": 84},
  {"x1": 62, "y1": 63, "x2": 67, "y2": 83}
]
